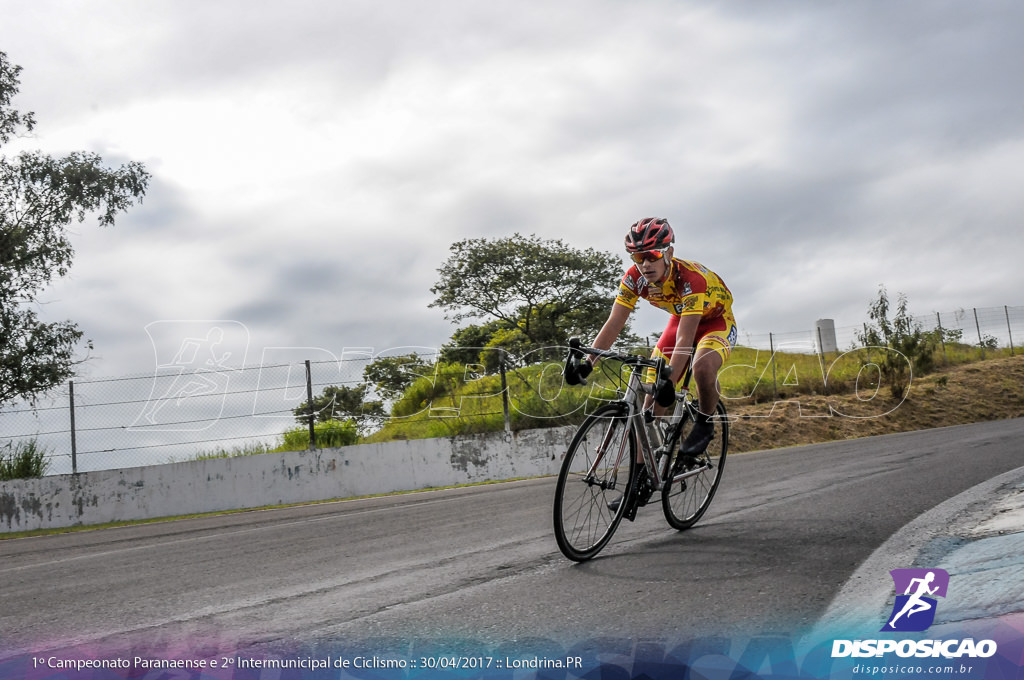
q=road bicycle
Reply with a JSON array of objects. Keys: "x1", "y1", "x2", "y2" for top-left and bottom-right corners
[{"x1": 553, "y1": 338, "x2": 729, "y2": 561}]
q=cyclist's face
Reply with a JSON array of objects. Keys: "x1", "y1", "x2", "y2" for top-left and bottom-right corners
[{"x1": 635, "y1": 246, "x2": 672, "y2": 281}]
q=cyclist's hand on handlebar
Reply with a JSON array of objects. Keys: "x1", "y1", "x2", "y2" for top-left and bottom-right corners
[
  {"x1": 564, "y1": 337, "x2": 592, "y2": 386},
  {"x1": 654, "y1": 363, "x2": 675, "y2": 407},
  {"x1": 564, "y1": 357, "x2": 592, "y2": 386}
]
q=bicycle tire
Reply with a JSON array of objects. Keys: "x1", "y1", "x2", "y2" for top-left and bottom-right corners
[
  {"x1": 661, "y1": 400, "x2": 728, "y2": 530},
  {"x1": 553, "y1": 403, "x2": 636, "y2": 561}
]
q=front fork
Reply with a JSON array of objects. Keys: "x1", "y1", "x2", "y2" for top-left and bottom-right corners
[{"x1": 583, "y1": 411, "x2": 631, "y2": 490}]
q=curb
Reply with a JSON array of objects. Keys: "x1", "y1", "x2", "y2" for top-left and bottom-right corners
[{"x1": 816, "y1": 464, "x2": 1024, "y2": 635}]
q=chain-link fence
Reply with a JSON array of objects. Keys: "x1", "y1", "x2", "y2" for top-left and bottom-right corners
[
  {"x1": 741, "y1": 305, "x2": 1021, "y2": 357},
  {"x1": 0, "y1": 353, "x2": 565, "y2": 476},
  {"x1": 0, "y1": 354, "x2": 437, "y2": 475},
  {"x1": 2, "y1": 305, "x2": 1020, "y2": 476}
]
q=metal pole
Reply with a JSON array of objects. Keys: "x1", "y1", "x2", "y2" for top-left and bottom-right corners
[
  {"x1": 769, "y1": 332, "x2": 778, "y2": 401},
  {"x1": 305, "y1": 360, "x2": 316, "y2": 450},
  {"x1": 499, "y1": 358, "x2": 511, "y2": 433},
  {"x1": 1006, "y1": 306, "x2": 1016, "y2": 356},
  {"x1": 69, "y1": 380, "x2": 78, "y2": 474},
  {"x1": 974, "y1": 308, "x2": 985, "y2": 358},
  {"x1": 936, "y1": 312, "x2": 947, "y2": 365},
  {"x1": 816, "y1": 326, "x2": 827, "y2": 394}
]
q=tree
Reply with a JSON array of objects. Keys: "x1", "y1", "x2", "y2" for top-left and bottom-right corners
[
  {"x1": 481, "y1": 327, "x2": 532, "y2": 373},
  {"x1": 857, "y1": 286, "x2": 936, "y2": 399},
  {"x1": 438, "y1": 321, "x2": 504, "y2": 365},
  {"x1": 362, "y1": 353, "x2": 432, "y2": 403},
  {"x1": 292, "y1": 385, "x2": 386, "y2": 426},
  {"x1": 1, "y1": 52, "x2": 150, "y2": 407},
  {"x1": 429, "y1": 233, "x2": 631, "y2": 356}
]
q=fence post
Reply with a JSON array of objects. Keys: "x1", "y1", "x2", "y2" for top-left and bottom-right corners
[
  {"x1": 769, "y1": 332, "x2": 778, "y2": 401},
  {"x1": 816, "y1": 326, "x2": 828, "y2": 395},
  {"x1": 69, "y1": 380, "x2": 78, "y2": 474},
  {"x1": 936, "y1": 312, "x2": 947, "y2": 365},
  {"x1": 974, "y1": 308, "x2": 985, "y2": 358},
  {"x1": 1006, "y1": 306, "x2": 1016, "y2": 356},
  {"x1": 499, "y1": 358, "x2": 511, "y2": 433},
  {"x1": 305, "y1": 360, "x2": 316, "y2": 450},
  {"x1": 862, "y1": 324, "x2": 871, "y2": 362}
]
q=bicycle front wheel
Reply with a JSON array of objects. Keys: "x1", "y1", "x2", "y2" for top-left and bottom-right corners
[
  {"x1": 661, "y1": 400, "x2": 728, "y2": 530},
  {"x1": 553, "y1": 403, "x2": 636, "y2": 561}
]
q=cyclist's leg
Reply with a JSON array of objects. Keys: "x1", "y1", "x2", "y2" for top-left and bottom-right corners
[
  {"x1": 636, "y1": 314, "x2": 684, "y2": 473},
  {"x1": 682, "y1": 313, "x2": 737, "y2": 453},
  {"x1": 692, "y1": 347, "x2": 724, "y2": 416},
  {"x1": 649, "y1": 314, "x2": 683, "y2": 416}
]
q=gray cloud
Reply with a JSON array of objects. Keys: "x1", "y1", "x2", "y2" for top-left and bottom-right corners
[{"x1": 2, "y1": 0, "x2": 1022, "y2": 378}]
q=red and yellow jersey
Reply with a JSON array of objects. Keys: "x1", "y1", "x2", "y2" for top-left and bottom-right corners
[{"x1": 615, "y1": 258, "x2": 733, "y2": 320}]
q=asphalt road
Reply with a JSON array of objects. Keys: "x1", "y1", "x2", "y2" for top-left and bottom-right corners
[{"x1": 2, "y1": 418, "x2": 1022, "y2": 661}]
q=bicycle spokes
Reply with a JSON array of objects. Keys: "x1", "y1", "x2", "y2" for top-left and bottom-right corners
[{"x1": 553, "y1": 405, "x2": 635, "y2": 561}]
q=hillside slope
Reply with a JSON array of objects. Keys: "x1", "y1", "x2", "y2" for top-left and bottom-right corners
[{"x1": 728, "y1": 353, "x2": 1024, "y2": 453}]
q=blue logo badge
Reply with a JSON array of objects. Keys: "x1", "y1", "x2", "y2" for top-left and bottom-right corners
[{"x1": 881, "y1": 568, "x2": 950, "y2": 632}]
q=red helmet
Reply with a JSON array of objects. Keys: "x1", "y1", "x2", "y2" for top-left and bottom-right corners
[{"x1": 624, "y1": 217, "x2": 674, "y2": 252}]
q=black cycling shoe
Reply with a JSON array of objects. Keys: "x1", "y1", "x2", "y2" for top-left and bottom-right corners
[
  {"x1": 681, "y1": 418, "x2": 714, "y2": 455},
  {"x1": 607, "y1": 464, "x2": 651, "y2": 513},
  {"x1": 615, "y1": 484, "x2": 651, "y2": 522}
]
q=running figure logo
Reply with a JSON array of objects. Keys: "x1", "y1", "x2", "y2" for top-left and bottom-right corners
[
  {"x1": 131, "y1": 321, "x2": 250, "y2": 431},
  {"x1": 882, "y1": 568, "x2": 950, "y2": 632}
]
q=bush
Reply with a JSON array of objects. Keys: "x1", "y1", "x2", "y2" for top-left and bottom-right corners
[
  {"x1": 390, "y1": 362, "x2": 469, "y2": 418},
  {"x1": 193, "y1": 441, "x2": 275, "y2": 460},
  {"x1": 858, "y1": 287, "x2": 937, "y2": 398},
  {"x1": 280, "y1": 419, "x2": 359, "y2": 451},
  {"x1": 0, "y1": 439, "x2": 50, "y2": 480}
]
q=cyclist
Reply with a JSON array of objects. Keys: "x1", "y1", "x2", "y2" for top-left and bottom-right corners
[{"x1": 580, "y1": 217, "x2": 737, "y2": 457}]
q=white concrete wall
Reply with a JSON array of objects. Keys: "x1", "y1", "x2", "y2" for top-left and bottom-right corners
[{"x1": 0, "y1": 426, "x2": 575, "y2": 533}]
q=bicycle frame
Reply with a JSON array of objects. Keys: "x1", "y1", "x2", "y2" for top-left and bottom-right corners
[{"x1": 582, "y1": 355, "x2": 710, "y2": 499}]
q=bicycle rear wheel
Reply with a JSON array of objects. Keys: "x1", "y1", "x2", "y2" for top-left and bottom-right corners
[
  {"x1": 553, "y1": 403, "x2": 635, "y2": 561},
  {"x1": 661, "y1": 400, "x2": 728, "y2": 530}
]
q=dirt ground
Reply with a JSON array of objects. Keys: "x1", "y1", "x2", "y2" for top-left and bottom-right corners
[{"x1": 726, "y1": 353, "x2": 1024, "y2": 454}]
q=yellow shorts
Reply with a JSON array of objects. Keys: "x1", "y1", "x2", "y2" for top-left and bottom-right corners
[{"x1": 649, "y1": 310, "x2": 738, "y2": 384}]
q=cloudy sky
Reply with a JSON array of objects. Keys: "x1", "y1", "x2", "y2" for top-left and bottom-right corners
[{"x1": 2, "y1": 0, "x2": 1023, "y2": 380}]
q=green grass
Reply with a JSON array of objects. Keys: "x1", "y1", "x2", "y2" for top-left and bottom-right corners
[
  {"x1": 364, "y1": 358, "x2": 621, "y2": 442},
  {"x1": 185, "y1": 342, "x2": 1020, "y2": 458},
  {"x1": 193, "y1": 441, "x2": 277, "y2": 460},
  {"x1": 193, "y1": 419, "x2": 359, "y2": 460},
  {"x1": 718, "y1": 346, "x2": 869, "y2": 403},
  {"x1": 363, "y1": 343, "x2": 1019, "y2": 442},
  {"x1": 0, "y1": 439, "x2": 50, "y2": 480},
  {"x1": 279, "y1": 419, "x2": 359, "y2": 450}
]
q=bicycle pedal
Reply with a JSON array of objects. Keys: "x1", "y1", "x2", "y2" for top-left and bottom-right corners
[
  {"x1": 635, "y1": 475, "x2": 654, "y2": 505},
  {"x1": 673, "y1": 455, "x2": 702, "y2": 474}
]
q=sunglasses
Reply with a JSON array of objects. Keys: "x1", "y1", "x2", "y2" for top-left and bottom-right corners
[{"x1": 629, "y1": 247, "x2": 671, "y2": 264}]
